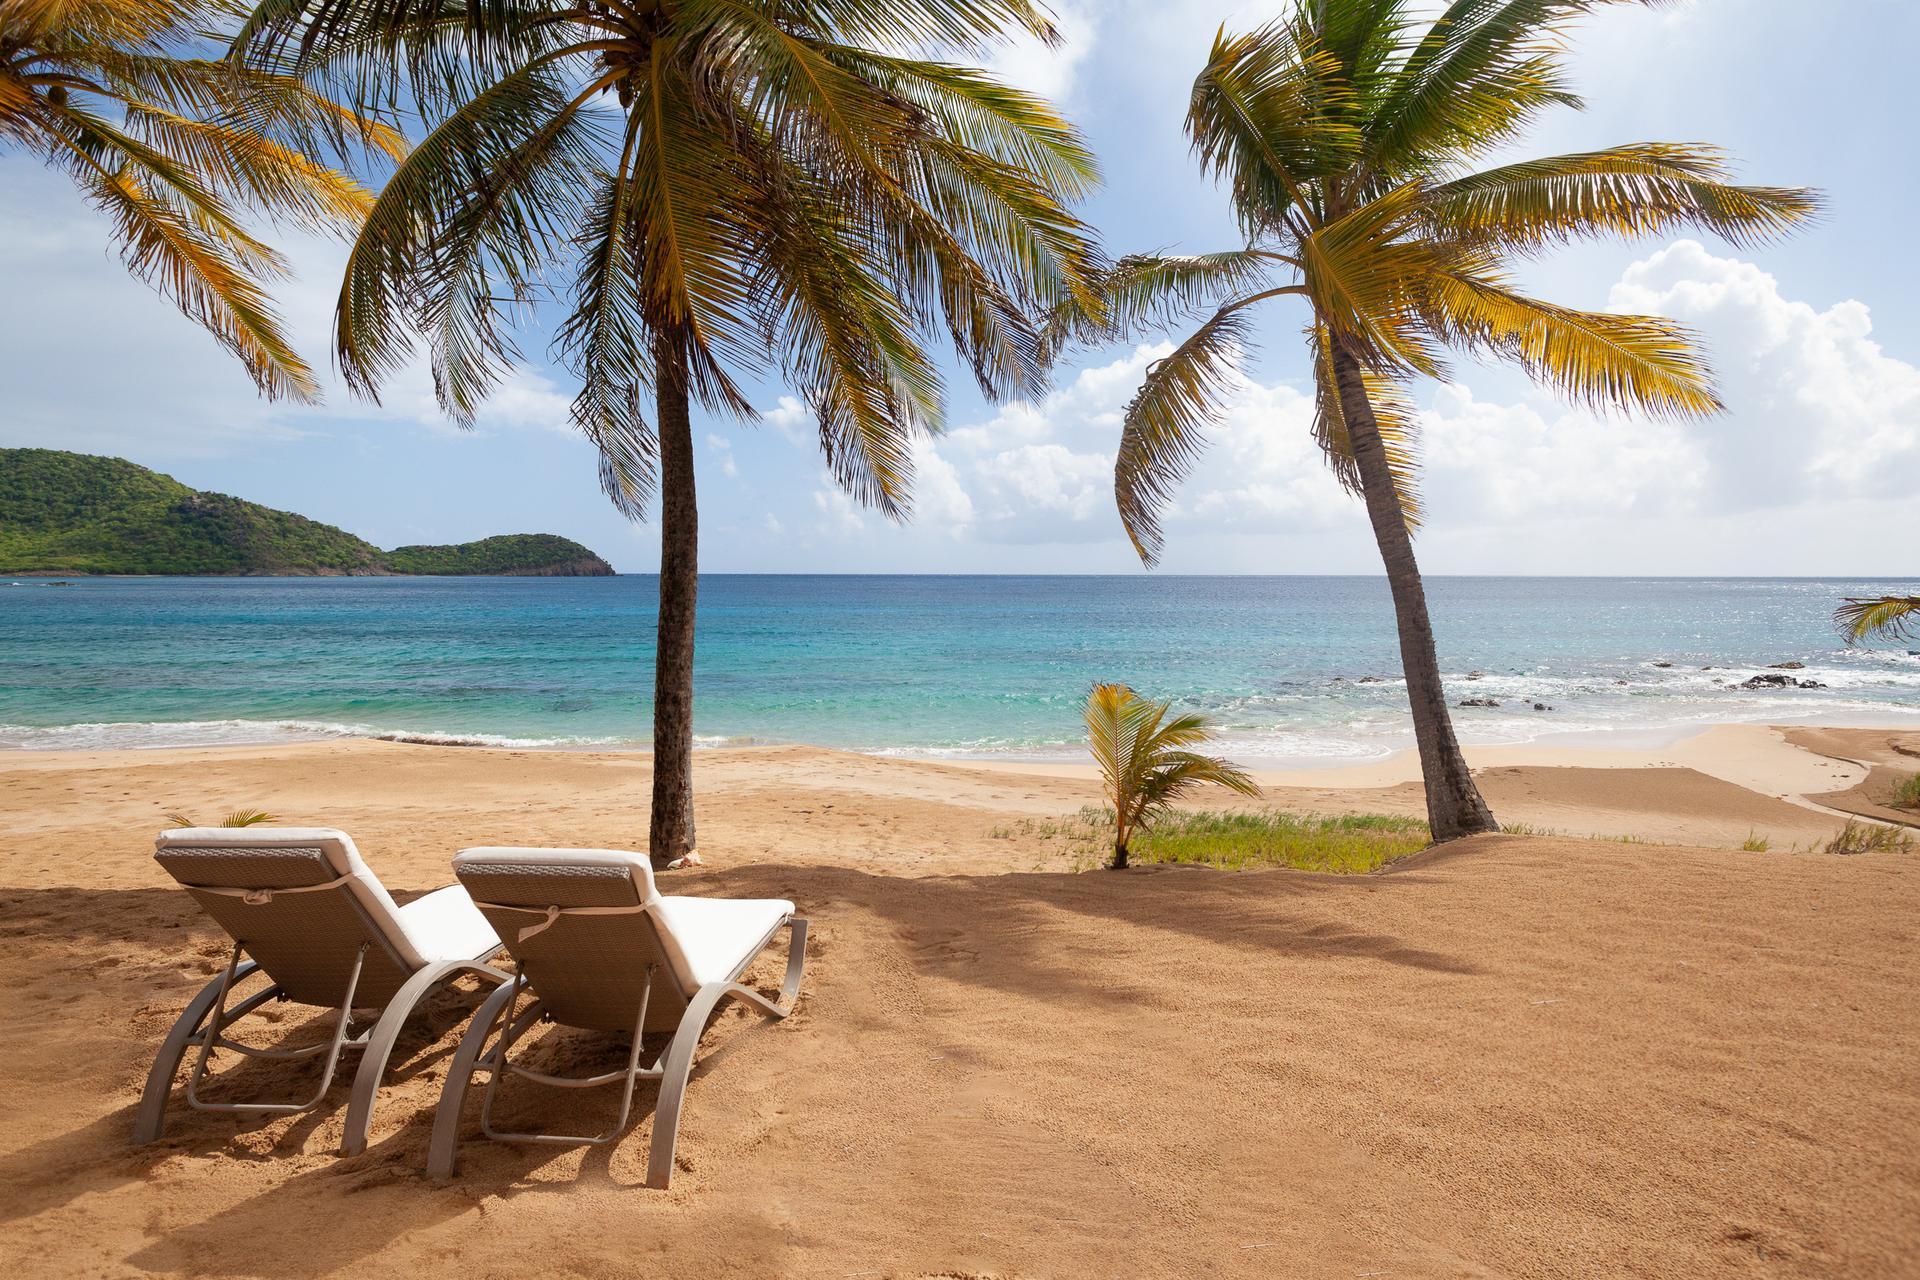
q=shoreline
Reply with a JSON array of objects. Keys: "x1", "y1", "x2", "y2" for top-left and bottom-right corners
[
  {"x1": 5, "y1": 722, "x2": 1912, "y2": 851},
  {"x1": 7, "y1": 703, "x2": 1920, "y2": 762}
]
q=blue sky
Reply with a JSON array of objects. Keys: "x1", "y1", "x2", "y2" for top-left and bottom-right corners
[{"x1": 4, "y1": 0, "x2": 1916, "y2": 575}]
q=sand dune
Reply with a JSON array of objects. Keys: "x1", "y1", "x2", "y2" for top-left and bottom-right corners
[{"x1": 1, "y1": 732, "x2": 1916, "y2": 1276}]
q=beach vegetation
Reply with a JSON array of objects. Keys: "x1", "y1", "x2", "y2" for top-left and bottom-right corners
[
  {"x1": 1113, "y1": 808, "x2": 1428, "y2": 873},
  {"x1": 1049, "y1": 0, "x2": 1817, "y2": 845},
  {"x1": 1084, "y1": 683, "x2": 1259, "y2": 869},
  {"x1": 1836, "y1": 596, "x2": 1920, "y2": 645},
  {"x1": 1894, "y1": 775, "x2": 1920, "y2": 811},
  {"x1": 1741, "y1": 831, "x2": 1772, "y2": 853},
  {"x1": 0, "y1": 0, "x2": 398, "y2": 397},
  {"x1": 1823, "y1": 820, "x2": 1914, "y2": 857},
  {"x1": 163, "y1": 809, "x2": 278, "y2": 827},
  {"x1": 239, "y1": 0, "x2": 1104, "y2": 867},
  {"x1": 997, "y1": 806, "x2": 1427, "y2": 873}
]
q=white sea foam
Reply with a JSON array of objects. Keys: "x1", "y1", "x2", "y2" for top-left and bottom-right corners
[{"x1": 0, "y1": 719, "x2": 633, "y2": 751}]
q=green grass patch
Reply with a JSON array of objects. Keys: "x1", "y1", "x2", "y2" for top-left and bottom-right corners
[
  {"x1": 1893, "y1": 773, "x2": 1920, "y2": 811},
  {"x1": 1111, "y1": 807, "x2": 1430, "y2": 874},
  {"x1": 1824, "y1": 819, "x2": 1915, "y2": 857}
]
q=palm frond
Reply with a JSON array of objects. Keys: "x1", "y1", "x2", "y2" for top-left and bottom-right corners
[
  {"x1": 1367, "y1": 0, "x2": 1593, "y2": 168},
  {"x1": 1423, "y1": 143, "x2": 1820, "y2": 252},
  {"x1": 1297, "y1": 182, "x2": 1452, "y2": 377},
  {"x1": 1113, "y1": 301, "x2": 1254, "y2": 566},
  {"x1": 1835, "y1": 596, "x2": 1920, "y2": 645},
  {"x1": 1187, "y1": 19, "x2": 1360, "y2": 236},
  {"x1": 1418, "y1": 267, "x2": 1721, "y2": 418},
  {"x1": 84, "y1": 160, "x2": 318, "y2": 400},
  {"x1": 1042, "y1": 250, "x2": 1279, "y2": 358},
  {"x1": 334, "y1": 65, "x2": 598, "y2": 409}
]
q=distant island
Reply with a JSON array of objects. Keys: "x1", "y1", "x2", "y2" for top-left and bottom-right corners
[{"x1": 0, "y1": 449, "x2": 614, "y2": 577}]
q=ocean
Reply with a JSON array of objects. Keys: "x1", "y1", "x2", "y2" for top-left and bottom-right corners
[{"x1": 3, "y1": 575, "x2": 1916, "y2": 763}]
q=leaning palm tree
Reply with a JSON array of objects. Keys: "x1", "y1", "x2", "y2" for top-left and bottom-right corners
[
  {"x1": 0, "y1": 0, "x2": 401, "y2": 398},
  {"x1": 1052, "y1": 0, "x2": 1817, "y2": 841},
  {"x1": 1836, "y1": 595, "x2": 1920, "y2": 645},
  {"x1": 234, "y1": 0, "x2": 1101, "y2": 866},
  {"x1": 1085, "y1": 682, "x2": 1259, "y2": 870}
]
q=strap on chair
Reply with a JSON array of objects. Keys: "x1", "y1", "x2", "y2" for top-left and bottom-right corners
[
  {"x1": 181, "y1": 871, "x2": 356, "y2": 906},
  {"x1": 472, "y1": 900, "x2": 651, "y2": 943}
]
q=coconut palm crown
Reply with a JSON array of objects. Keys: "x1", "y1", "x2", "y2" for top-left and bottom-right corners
[
  {"x1": 1052, "y1": 0, "x2": 1818, "y2": 840},
  {"x1": 0, "y1": 0, "x2": 402, "y2": 398},
  {"x1": 232, "y1": 0, "x2": 1104, "y2": 864}
]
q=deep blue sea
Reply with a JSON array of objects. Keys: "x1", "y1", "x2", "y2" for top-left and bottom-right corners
[{"x1": 2, "y1": 575, "x2": 1916, "y2": 763}]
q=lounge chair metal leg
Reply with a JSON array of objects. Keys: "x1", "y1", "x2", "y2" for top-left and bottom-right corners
[
  {"x1": 185, "y1": 943, "x2": 368, "y2": 1117},
  {"x1": 644, "y1": 917, "x2": 808, "y2": 1190},
  {"x1": 133, "y1": 957, "x2": 267, "y2": 1144},
  {"x1": 339, "y1": 957, "x2": 509, "y2": 1157},
  {"x1": 426, "y1": 979, "x2": 523, "y2": 1181}
]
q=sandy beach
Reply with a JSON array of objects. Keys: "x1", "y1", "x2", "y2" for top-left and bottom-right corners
[{"x1": 2, "y1": 725, "x2": 1916, "y2": 1277}]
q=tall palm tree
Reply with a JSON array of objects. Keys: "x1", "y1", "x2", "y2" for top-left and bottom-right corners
[
  {"x1": 1052, "y1": 0, "x2": 1817, "y2": 841},
  {"x1": 1836, "y1": 595, "x2": 1920, "y2": 645},
  {"x1": 235, "y1": 0, "x2": 1102, "y2": 866},
  {"x1": 0, "y1": 0, "x2": 400, "y2": 398}
]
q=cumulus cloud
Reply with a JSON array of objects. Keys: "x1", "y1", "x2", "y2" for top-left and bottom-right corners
[
  {"x1": 1609, "y1": 240, "x2": 1920, "y2": 505},
  {"x1": 788, "y1": 240, "x2": 1919, "y2": 567}
]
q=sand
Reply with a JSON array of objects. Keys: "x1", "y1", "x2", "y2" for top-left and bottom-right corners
[
  {"x1": 2, "y1": 727, "x2": 1916, "y2": 1277},
  {"x1": 1783, "y1": 727, "x2": 1920, "y2": 831}
]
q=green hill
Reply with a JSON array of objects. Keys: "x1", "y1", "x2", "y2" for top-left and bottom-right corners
[
  {"x1": 385, "y1": 534, "x2": 615, "y2": 577},
  {"x1": 0, "y1": 449, "x2": 614, "y2": 577}
]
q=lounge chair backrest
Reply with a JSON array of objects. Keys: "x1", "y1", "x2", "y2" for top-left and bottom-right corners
[
  {"x1": 154, "y1": 828, "x2": 423, "y2": 1006},
  {"x1": 452, "y1": 848, "x2": 698, "y2": 1032}
]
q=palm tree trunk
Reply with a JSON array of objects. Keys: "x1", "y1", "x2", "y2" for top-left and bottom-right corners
[
  {"x1": 648, "y1": 340, "x2": 698, "y2": 868},
  {"x1": 1330, "y1": 342, "x2": 1498, "y2": 842}
]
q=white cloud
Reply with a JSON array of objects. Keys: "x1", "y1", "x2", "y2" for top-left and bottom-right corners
[
  {"x1": 1609, "y1": 241, "x2": 1920, "y2": 505},
  {"x1": 811, "y1": 486, "x2": 867, "y2": 536},
  {"x1": 1420, "y1": 384, "x2": 1707, "y2": 522},
  {"x1": 761, "y1": 394, "x2": 811, "y2": 446},
  {"x1": 908, "y1": 437, "x2": 975, "y2": 531},
  {"x1": 985, "y1": 1, "x2": 1097, "y2": 102}
]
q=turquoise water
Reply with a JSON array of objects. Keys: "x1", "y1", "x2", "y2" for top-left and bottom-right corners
[{"x1": 2, "y1": 575, "x2": 1916, "y2": 762}]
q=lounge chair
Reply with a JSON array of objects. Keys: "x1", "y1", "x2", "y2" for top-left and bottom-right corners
[
  {"x1": 426, "y1": 847, "x2": 807, "y2": 1187},
  {"x1": 135, "y1": 827, "x2": 510, "y2": 1154}
]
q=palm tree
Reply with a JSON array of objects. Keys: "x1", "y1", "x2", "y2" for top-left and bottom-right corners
[
  {"x1": 1084, "y1": 682, "x2": 1258, "y2": 870},
  {"x1": 235, "y1": 0, "x2": 1102, "y2": 867},
  {"x1": 0, "y1": 0, "x2": 400, "y2": 398},
  {"x1": 1053, "y1": 0, "x2": 1817, "y2": 841},
  {"x1": 1836, "y1": 595, "x2": 1920, "y2": 645}
]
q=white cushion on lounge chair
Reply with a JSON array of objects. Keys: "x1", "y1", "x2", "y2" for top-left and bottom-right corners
[
  {"x1": 397, "y1": 885, "x2": 507, "y2": 964},
  {"x1": 655, "y1": 896, "x2": 796, "y2": 986}
]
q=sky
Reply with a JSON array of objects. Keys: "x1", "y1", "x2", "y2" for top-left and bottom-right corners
[{"x1": 3, "y1": 0, "x2": 1916, "y2": 576}]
